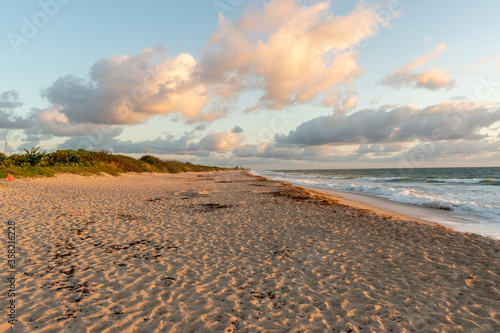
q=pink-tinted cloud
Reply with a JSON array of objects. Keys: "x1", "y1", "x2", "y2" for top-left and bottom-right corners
[
  {"x1": 381, "y1": 44, "x2": 455, "y2": 90},
  {"x1": 200, "y1": 0, "x2": 394, "y2": 109},
  {"x1": 465, "y1": 56, "x2": 500, "y2": 74},
  {"x1": 38, "y1": 1, "x2": 394, "y2": 127},
  {"x1": 42, "y1": 48, "x2": 210, "y2": 126},
  {"x1": 198, "y1": 130, "x2": 243, "y2": 152},
  {"x1": 342, "y1": 95, "x2": 359, "y2": 109}
]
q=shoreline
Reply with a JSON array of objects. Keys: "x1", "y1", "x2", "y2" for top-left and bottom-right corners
[
  {"x1": 1, "y1": 170, "x2": 499, "y2": 332},
  {"x1": 298, "y1": 185, "x2": 438, "y2": 226},
  {"x1": 250, "y1": 172, "x2": 500, "y2": 240}
]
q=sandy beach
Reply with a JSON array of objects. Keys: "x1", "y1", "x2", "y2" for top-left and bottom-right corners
[{"x1": 1, "y1": 170, "x2": 499, "y2": 332}]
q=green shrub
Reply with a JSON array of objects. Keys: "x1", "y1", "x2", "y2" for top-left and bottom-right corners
[
  {"x1": 7, "y1": 154, "x2": 27, "y2": 166},
  {"x1": 110, "y1": 154, "x2": 145, "y2": 173},
  {"x1": 44, "y1": 149, "x2": 86, "y2": 166},
  {"x1": 23, "y1": 147, "x2": 46, "y2": 166},
  {"x1": 140, "y1": 155, "x2": 169, "y2": 171}
]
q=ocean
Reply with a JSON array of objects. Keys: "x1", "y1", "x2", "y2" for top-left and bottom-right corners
[{"x1": 253, "y1": 167, "x2": 500, "y2": 239}]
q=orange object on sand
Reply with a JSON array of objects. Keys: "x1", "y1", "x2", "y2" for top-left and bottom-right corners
[{"x1": 7, "y1": 174, "x2": 14, "y2": 182}]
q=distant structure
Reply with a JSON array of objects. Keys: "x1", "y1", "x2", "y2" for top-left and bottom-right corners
[{"x1": 4, "y1": 141, "x2": 7, "y2": 157}]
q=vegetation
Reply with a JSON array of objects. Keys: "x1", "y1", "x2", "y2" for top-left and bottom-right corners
[{"x1": 0, "y1": 148, "x2": 225, "y2": 178}]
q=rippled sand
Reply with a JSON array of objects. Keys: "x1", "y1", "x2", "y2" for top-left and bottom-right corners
[{"x1": 1, "y1": 171, "x2": 499, "y2": 332}]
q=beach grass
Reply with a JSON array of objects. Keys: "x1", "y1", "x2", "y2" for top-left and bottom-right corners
[{"x1": 0, "y1": 148, "x2": 225, "y2": 178}]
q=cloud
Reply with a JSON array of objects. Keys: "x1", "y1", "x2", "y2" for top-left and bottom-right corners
[
  {"x1": 231, "y1": 138, "x2": 500, "y2": 166},
  {"x1": 0, "y1": 130, "x2": 11, "y2": 141},
  {"x1": 466, "y1": 56, "x2": 500, "y2": 74},
  {"x1": 413, "y1": 68, "x2": 455, "y2": 90},
  {"x1": 413, "y1": 139, "x2": 500, "y2": 156},
  {"x1": 60, "y1": 134, "x2": 202, "y2": 155},
  {"x1": 198, "y1": 130, "x2": 243, "y2": 152},
  {"x1": 380, "y1": 44, "x2": 455, "y2": 90},
  {"x1": 342, "y1": 95, "x2": 358, "y2": 109},
  {"x1": 276, "y1": 102, "x2": 500, "y2": 146},
  {"x1": 199, "y1": 0, "x2": 395, "y2": 109},
  {"x1": 0, "y1": 90, "x2": 22, "y2": 110},
  {"x1": 58, "y1": 129, "x2": 244, "y2": 157},
  {"x1": 33, "y1": 1, "x2": 395, "y2": 129},
  {"x1": 0, "y1": 90, "x2": 32, "y2": 129},
  {"x1": 41, "y1": 48, "x2": 210, "y2": 126},
  {"x1": 234, "y1": 141, "x2": 334, "y2": 160},
  {"x1": 27, "y1": 106, "x2": 122, "y2": 138},
  {"x1": 394, "y1": 139, "x2": 500, "y2": 166},
  {"x1": 355, "y1": 142, "x2": 408, "y2": 155},
  {"x1": 231, "y1": 125, "x2": 244, "y2": 133},
  {"x1": 194, "y1": 123, "x2": 211, "y2": 132}
]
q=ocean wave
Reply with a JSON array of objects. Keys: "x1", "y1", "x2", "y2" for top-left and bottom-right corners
[
  {"x1": 332, "y1": 183, "x2": 500, "y2": 221},
  {"x1": 358, "y1": 177, "x2": 412, "y2": 182},
  {"x1": 479, "y1": 179, "x2": 500, "y2": 186},
  {"x1": 254, "y1": 172, "x2": 500, "y2": 222},
  {"x1": 425, "y1": 178, "x2": 500, "y2": 185}
]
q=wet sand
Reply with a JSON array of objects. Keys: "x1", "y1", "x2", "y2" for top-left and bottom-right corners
[{"x1": 0, "y1": 170, "x2": 499, "y2": 332}]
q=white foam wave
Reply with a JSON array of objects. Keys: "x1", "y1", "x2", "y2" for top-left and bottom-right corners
[
  {"x1": 358, "y1": 177, "x2": 408, "y2": 182},
  {"x1": 253, "y1": 171, "x2": 500, "y2": 223},
  {"x1": 428, "y1": 178, "x2": 485, "y2": 184}
]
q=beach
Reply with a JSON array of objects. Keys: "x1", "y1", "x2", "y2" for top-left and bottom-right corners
[{"x1": 1, "y1": 170, "x2": 499, "y2": 332}]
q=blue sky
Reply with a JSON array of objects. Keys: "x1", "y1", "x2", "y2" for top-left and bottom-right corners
[{"x1": 1, "y1": 0, "x2": 499, "y2": 169}]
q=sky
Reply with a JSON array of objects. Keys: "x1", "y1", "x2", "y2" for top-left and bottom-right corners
[{"x1": 1, "y1": 0, "x2": 500, "y2": 170}]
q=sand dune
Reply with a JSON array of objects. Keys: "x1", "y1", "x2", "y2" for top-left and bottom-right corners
[{"x1": 1, "y1": 171, "x2": 499, "y2": 332}]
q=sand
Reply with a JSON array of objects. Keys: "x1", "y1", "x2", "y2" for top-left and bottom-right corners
[{"x1": 1, "y1": 170, "x2": 499, "y2": 332}]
